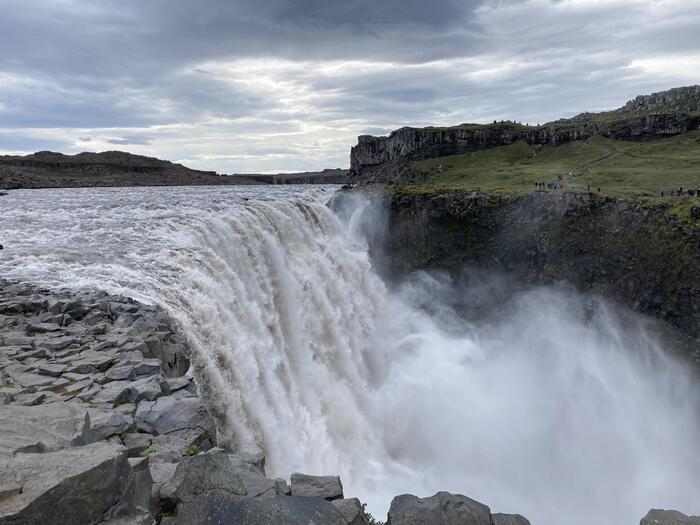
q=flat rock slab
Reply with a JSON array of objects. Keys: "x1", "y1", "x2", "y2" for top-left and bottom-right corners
[
  {"x1": 0, "y1": 402, "x2": 92, "y2": 455},
  {"x1": 0, "y1": 442, "x2": 129, "y2": 524},
  {"x1": 173, "y1": 493, "x2": 347, "y2": 525},
  {"x1": 290, "y1": 473, "x2": 344, "y2": 501},
  {"x1": 388, "y1": 491, "x2": 491, "y2": 525}
]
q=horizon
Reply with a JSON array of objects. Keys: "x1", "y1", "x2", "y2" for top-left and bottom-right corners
[{"x1": 1, "y1": 0, "x2": 699, "y2": 173}]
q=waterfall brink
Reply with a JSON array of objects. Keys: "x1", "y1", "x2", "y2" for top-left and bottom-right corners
[{"x1": 0, "y1": 186, "x2": 699, "y2": 524}]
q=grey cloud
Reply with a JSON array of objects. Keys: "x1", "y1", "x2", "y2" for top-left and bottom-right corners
[{"x1": 0, "y1": 0, "x2": 698, "y2": 171}]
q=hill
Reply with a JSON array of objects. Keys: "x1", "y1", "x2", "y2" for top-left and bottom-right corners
[
  {"x1": 349, "y1": 85, "x2": 700, "y2": 198},
  {"x1": 0, "y1": 150, "x2": 259, "y2": 189}
]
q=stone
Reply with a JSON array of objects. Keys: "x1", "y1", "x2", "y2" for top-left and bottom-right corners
[
  {"x1": 173, "y1": 493, "x2": 347, "y2": 525},
  {"x1": 387, "y1": 492, "x2": 491, "y2": 525},
  {"x1": 161, "y1": 450, "x2": 248, "y2": 512},
  {"x1": 290, "y1": 472, "x2": 344, "y2": 501},
  {"x1": 5, "y1": 369, "x2": 55, "y2": 389},
  {"x1": 332, "y1": 497, "x2": 369, "y2": 525},
  {"x1": 66, "y1": 350, "x2": 116, "y2": 374},
  {"x1": 93, "y1": 375, "x2": 166, "y2": 405},
  {"x1": 39, "y1": 336, "x2": 79, "y2": 351},
  {"x1": 134, "y1": 393, "x2": 215, "y2": 447},
  {"x1": 103, "y1": 364, "x2": 137, "y2": 382},
  {"x1": 121, "y1": 432, "x2": 153, "y2": 457},
  {"x1": 640, "y1": 509, "x2": 700, "y2": 525},
  {"x1": 492, "y1": 513, "x2": 532, "y2": 525},
  {"x1": 87, "y1": 408, "x2": 134, "y2": 440},
  {"x1": 37, "y1": 363, "x2": 68, "y2": 377},
  {"x1": 101, "y1": 456, "x2": 155, "y2": 523},
  {"x1": 0, "y1": 402, "x2": 93, "y2": 454},
  {"x1": 26, "y1": 322, "x2": 61, "y2": 334},
  {"x1": 0, "y1": 442, "x2": 130, "y2": 524}
]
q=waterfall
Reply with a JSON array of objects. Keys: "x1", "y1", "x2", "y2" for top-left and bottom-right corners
[{"x1": 0, "y1": 186, "x2": 698, "y2": 524}]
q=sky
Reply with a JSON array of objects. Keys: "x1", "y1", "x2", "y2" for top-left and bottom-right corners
[{"x1": 0, "y1": 0, "x2": 699, "y2": 173}]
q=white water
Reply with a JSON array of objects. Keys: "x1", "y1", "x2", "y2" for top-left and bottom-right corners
[{"x1": 0, "y1": 186, "x2": 698, "y2": 524}]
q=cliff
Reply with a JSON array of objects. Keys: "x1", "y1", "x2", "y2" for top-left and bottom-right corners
[
  {"x1": 350, "y1": 85, "x2": 700, "y2": 181},
  {"x1": 379, "y1": 189, "x2": 699, "y2": 350}
]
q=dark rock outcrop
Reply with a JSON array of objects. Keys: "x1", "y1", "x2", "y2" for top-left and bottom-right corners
[{"x1": 380, "y1": 189, "x2": 699, "y2": 349}]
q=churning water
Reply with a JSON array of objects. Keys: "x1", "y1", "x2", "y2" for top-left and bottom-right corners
[{"x1": 0, "y1": 186, "x2": 698, "y2": 524}]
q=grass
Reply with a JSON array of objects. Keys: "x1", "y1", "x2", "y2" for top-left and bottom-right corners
[{"x1": 411, "y1": 131, "x2": 700, "y2": 200}]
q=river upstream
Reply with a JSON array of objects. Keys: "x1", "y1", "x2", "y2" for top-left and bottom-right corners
[{"x1": 0, "y1": 185, "x2": 698, "y2": 524}]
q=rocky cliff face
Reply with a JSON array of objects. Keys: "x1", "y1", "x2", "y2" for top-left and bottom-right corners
[
  {"x1": 380, "y1": 189, "x2": 699, "y2": 350},
  {"x1": 350, "y1": 85, "x2": 700, "y2": 180}
]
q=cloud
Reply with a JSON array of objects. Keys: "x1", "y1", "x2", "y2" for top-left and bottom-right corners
[{"x1": 0, "y1": 0, "x2": 698, "y2": 172}]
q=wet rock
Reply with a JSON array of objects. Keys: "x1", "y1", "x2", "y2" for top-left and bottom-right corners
[
  {"x1": 0, "y1": 442, "x2": 130, "y2": 524},
  {"x1": 290, "y1": 472, "x2": 344, "y2": 501},
  {"x1": 640, "y1": 509, "x2": 700, "y2": 525},
  {"x1": 172, "y1": 493, "x2": 347, "y2": 525},
  {"x1": 332, "y1": 497, "x2": 369, "y2": 525},
  {"x1": 93, "y1": 374, "x2": 166, "y2": 405},
  {"x1": 387, "y1": 491, "x2": 491, "y2": 525}
]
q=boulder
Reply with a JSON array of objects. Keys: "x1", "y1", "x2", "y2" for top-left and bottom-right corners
[
  {"x1": 100, "y1": 456, "x2": 155, "y2": 524},
  {"x1": 0, "y1": 402, "x2": 92, "y2": 454},
  {"x1": 290, "y1": 472, "x2": 344, "y2": 501},
  {"x1": 165, "y1": 450, "x2": 247, "y2": 508},
  {"x1": 387, "y1": 492, "x2": 491, "y2": 525},
  {"x1": 332, "y1": 497, "x2": 369, "y2": 525},
  {"x1": 640, "y1": 509, "x2": 700, "y2": 525},
  {"x1": 87, "y1": 408, "x2": 134, "y2": 440},
  {"x1": 0, "y1": 442, "x2": 131, "y2": 524},
  {"x1": 492, "y1": 513, "x2": 531, "y2": 525},
  {"x1": 173, "y1": 493, "x2": 347, "y2": 525},
  {"x1": 134, "y1": 393, "x2": 215, "y2": 447}
]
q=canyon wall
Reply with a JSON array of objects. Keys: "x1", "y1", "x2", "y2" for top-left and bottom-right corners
[{"x1": 380, "y1": 189, "x2": 700, "y2": 349}]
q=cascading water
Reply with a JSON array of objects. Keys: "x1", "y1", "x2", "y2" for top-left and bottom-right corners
[{"x1": 0, "y1": 185, "x2": 698, "y2": 525}]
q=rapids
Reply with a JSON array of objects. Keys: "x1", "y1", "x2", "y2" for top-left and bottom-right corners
[{"x1": 0, "y1": 185, "x2": 698, "y2": 524}]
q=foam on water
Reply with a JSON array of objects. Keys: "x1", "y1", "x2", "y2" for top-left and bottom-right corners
[{"x1": 0, "y1": 186, "x2": 698, "y2": 524}]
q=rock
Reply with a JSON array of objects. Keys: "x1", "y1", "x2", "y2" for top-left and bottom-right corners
[
  {"x1": 0, "y1": 402, "x2": 93, "y2": 454},
  {"x1": 332, "y1": 497, "x2": 369, "y2": 525},
  {"x1": 172, "y1": 493, "x2": 347, "y2": 525},
  {"x1": 66, "y1": 350, "x2": 116, "y2": 374},
  {"x1": 387, "y1": 492, "x2": 491, "y2": 525},
  {"x1": 134, "y1": 393, "x2": 215, "y2": 447},
  {"x1": 492, "y1": 513, "x2": 532, "y2": 525},
  {"x1": 290, "y1": 472, "x2": 344, "y2": 501},
  {"x1": 0, "y1": 442, "x2": 131, "y2": 524},
  {"x1": 640, "y1": 509, "x2": 700, "y2": 525},
  {"x1": 87, "y1": 408, "x2": 134, "y2": 440},
  {"x1": 93, "y1": 375, "x2": 166, "y2": 405},
  {"x1": 37, "y1": 363, "x2": 68, "y2": 377},
  {"x1": 165, "y1": 450, "x2": 247, "y2": 507},
  {"x1": 101, "y1": 456, "x2": 155, "y2": 523},
  {"x1": 121, "y1": 432, "x2": 154, "y2": 457},
  {"x1": 26, "y1": 322, "x2": 61, "y2": 334}
]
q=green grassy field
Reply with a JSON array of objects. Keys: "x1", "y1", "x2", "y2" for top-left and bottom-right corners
[{"x1": 411, "y1": 131, "x2": 700, "y2": 199}]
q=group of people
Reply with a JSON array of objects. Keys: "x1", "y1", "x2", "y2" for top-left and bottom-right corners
[
  {"x1": 659, "y1": 186, "x2": 700, "y2": 197},
  {"x1": 535, "y1": 174, "x2": 567, "y2": 191}
]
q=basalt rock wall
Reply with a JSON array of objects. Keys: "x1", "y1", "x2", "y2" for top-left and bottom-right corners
[{"x1": 382, "y1": 190, "x2": 700, "y2": 348}]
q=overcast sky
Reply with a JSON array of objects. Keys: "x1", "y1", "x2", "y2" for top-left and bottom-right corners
[{"x1": 0, "y1": 0, "x2": 698, "y2": 173}]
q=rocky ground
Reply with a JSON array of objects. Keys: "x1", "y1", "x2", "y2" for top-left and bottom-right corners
[{"x1": 0, "y1": 279, "x2": 693, "y2": 524}]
